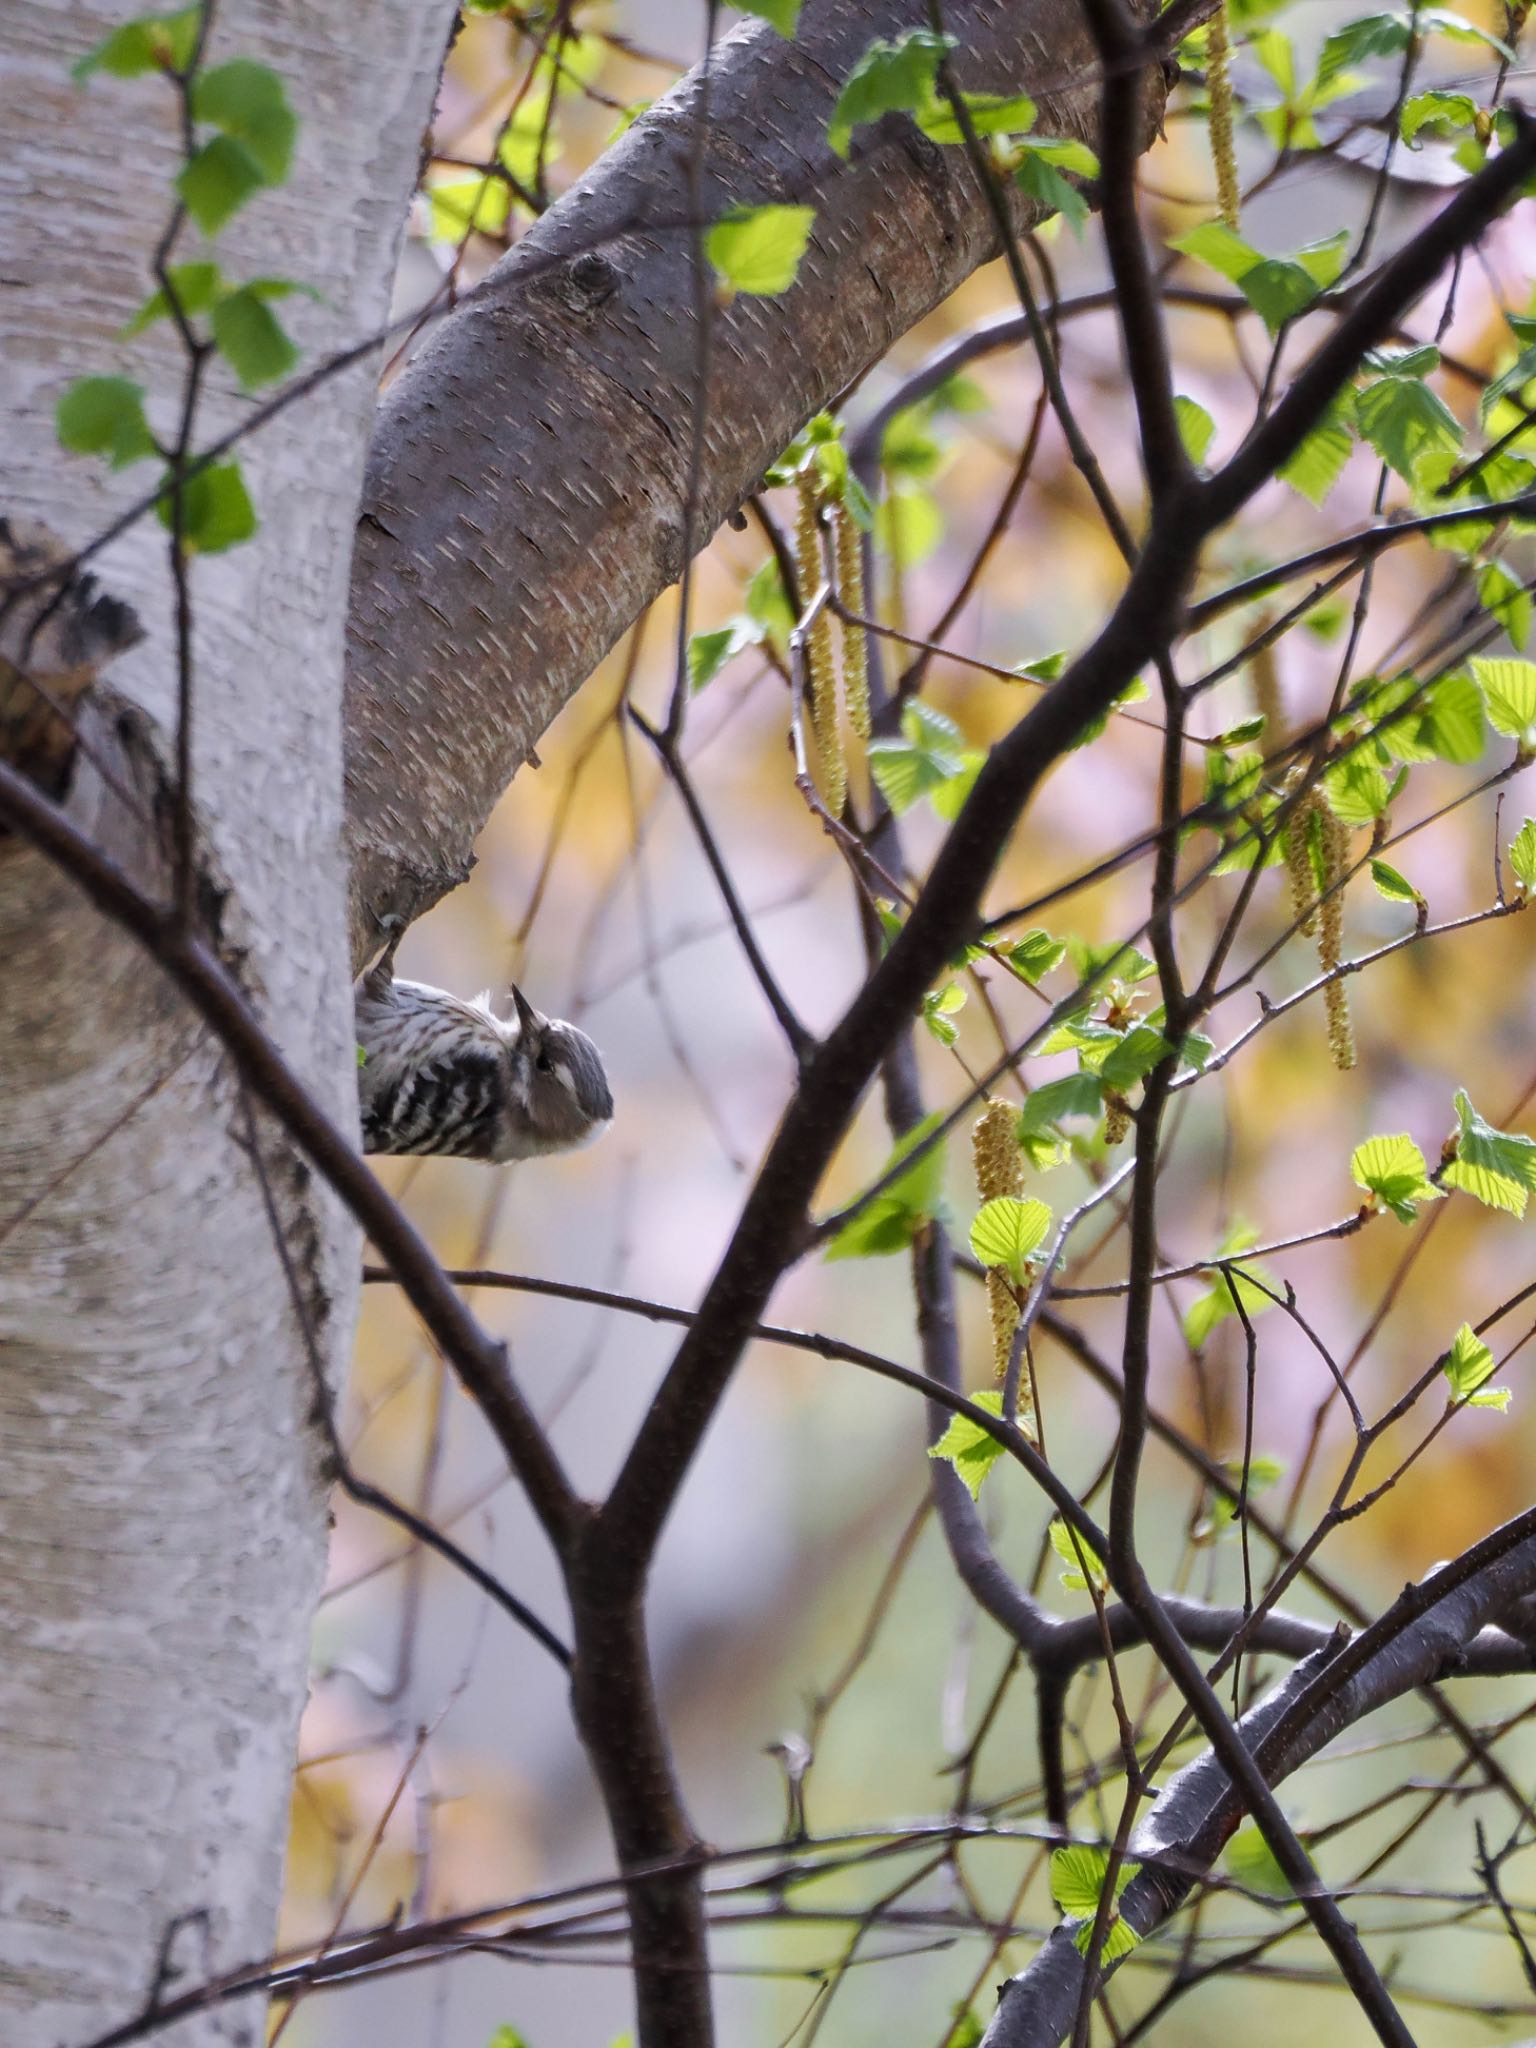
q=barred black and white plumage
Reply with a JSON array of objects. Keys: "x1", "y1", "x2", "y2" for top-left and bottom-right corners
[{"x1": 355, "y1": 940, "x2": 612, "y2": 1162}]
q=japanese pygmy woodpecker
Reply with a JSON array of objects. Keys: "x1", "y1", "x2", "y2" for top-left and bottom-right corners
[{"x1": 355, "y1": 934, "x2": 613, "y2": 1162}]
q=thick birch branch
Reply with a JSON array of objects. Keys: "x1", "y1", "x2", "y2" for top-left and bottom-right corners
[{"x1": 341, "y1": 0, "x2": 1178, "y2": 957}]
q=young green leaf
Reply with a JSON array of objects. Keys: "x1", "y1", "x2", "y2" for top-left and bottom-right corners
[
  {"x1": 927, "y1": 1390, "x2": 1008, "y2": 1499},
  {"x1": 1369, "y1": 858, "x2": 1419, "y2": 903},
  {"x1": 56, "y1": 376, "x2": 157, "y2": 469},
  {"x1": 1508, "y1": 818, "x2": 1536, "y2": 890},
  {"x1": 1350, "y1": 1133, "x2": 1442, "y2": 1224},
  {"x1": 1477, "y1": 561, "x2": 1533, "y2": 652},
  {"x1": 1008, "y1": 928, "x2": 1067, "y2": 983},
  {"x1": 969, "y1": 1195, "x2": 1052, "y2": 1282},
  {"x1": 1099, "y1": 1024, "x2": 1173, "y2": 1091},
  {"x1": 177, "y1": 134, "x2": 268, "y2": 235},
  {"x1": 1173, "y1": 396, "x2": 1216, "y2": 466},
  {"x1": 736, "y1": 0, "x2": 801, "y2": 34},
  {"x1": 1322, "y1": 755, "x2": 1390, "y2": 825},
  {"x1": 155, "y1": 459, "x2": 258, "y2": 553},
  {"x1": 1048, "y1": 1517, "x2": 1107, "y2": 1593},
  {"x1": 826, "y1": 29, "x2": 953, "y2": 157},
  {"x1": 1443, "y1": 1322, "x2": 1508, "y2": 1410},
  {"x1": 1471, "y1": 656, "x2": 1536, "y2": 748},
  {"x1": 706, "y1": 204, "x2": 815, "y2": 296},
  {"x1": 192, "y1": 59, "x2": 297, "y2": 184},
  {"x1": 487, "y1": 2029, "x2": 532, "y2": 2048},
  {"x1": 1224, "y1": 1821, "x2": 1293, "y2": 1899},
  {"x1": 1279, "y1": 401, "x2": 1354, "y2": 504},
  {"x1": 825, "y1": 1115, "x2": 947, "y2": 1261},
  {"x1": 1184, "y1": 1226, "x2": 1277, "y2": 1348},
  {"x1": 1049, "y1": 1844, "x2": 1141, "y2": 1960},
  {"x1": 1354, "y1": 373, "x2": 1462, "y2": 481},
  {"x1": 123, "y1": 260, "x2": 224, "y2": 335},
  {"x1": 209, "y1": 284, "x2": 300, "y2": 390},
  {"x1": 428, "y1": 174, "x2": 511, "y2": 242},
  {"x1": 916, "y1": 89, "x2": 1037, "y2": 145},
  {"x1": 73, "y1": 5, "x2": 200, "y2": 80},
  {"x1": 1443, "y1": 1088, "x2": 1536, "y2": 1218}
]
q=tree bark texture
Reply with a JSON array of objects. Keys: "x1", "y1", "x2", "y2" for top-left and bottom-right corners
[
  {"x1": 0, "y1": 4, "x2": 452, "y2": 2041},
  {"x1": 343, "y1": 0, "x2": 1171, "y2": 957}
]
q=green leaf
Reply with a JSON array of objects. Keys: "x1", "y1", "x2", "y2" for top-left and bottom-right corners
[
  {"x1": 1444, "y1": 1321, "x2": 1496, "y2": 1403},
  {"x1": 1367, "y1": 857, "x2": 1418, "y2": 903},
  {"x1": 1362, "y1": 669, "x2": 1484, "y2": 765},
  {"x1": 825, "y1": 1114, "x2": 947, "y2": 1261},
  {"x1": 1355, "y1": 374, "x2": 1462, "y2": 481},
  {"x1": 1174, "y1": 396, "x2": 1216, "y2": 466},
  {"x1": 56, "y1": 375, "x2": 156, "y2": 469},
  {"x1": 706, "y1": 204, "x2": 815, "y2": 296},
  {"x1": 210, "y1": 284, "x2": 300, "y2": 390},
  {"x1": 1478, "y1": 562, "x2": 1533, "y2": 652},
  {"x1": 922, "y1": 981, "x2": 967, "y2": 1045},
  {"x1": 1508, "y1": 818, "x2": 1536, "y2": 890},
  {"x1": 122, "y1": 260, "x2": 224, "y2": 335},
  {"x1": 1168, "y1": 222, "x2": 1342, "y2": 335},
  {"x1": 917, "y1": 89, "x2": 1037, "y2": 145},
  {"x1": 1009, "y1": 929, "x2": 1066, "y2": 983},
  {"x1": 155, "y1": 459, "x2": 258, "y2": 553},
  {"x1": 1197, "y1": 1453, "x2": 1285, "y2": 1540},
  {"x1": 487, "y1": 2030, "x2": 532, "y2": 2048},
  {"x1": 736, "y1": 0, "x2": 801, "y2": 33},
  {"x1": 192, "y1": 58, "x2": 297, "y2": 184},
  {"x1": 1224, "y1": 1821, "x2": 1293, "y2": 1899},
  {"x1": 868, "y1": 700, "x2": 970, "y2": 814},
  {"x1": 1471, "y1": 656, "x2": 1536, "y2": 748},
  {"x1": 687, "y1": 617, "x2": 762, "y2": 692},
  {"x1": 73, "y1": 5, "x2": 200, "y2": 79},
  {"x1": 1400, "y1": 87, "x2": 1480, "y2": 147},
  {"x1": 177, "y1": 134, "x2": 267, "y2": 234},
  {"x1": 1444, "y1": 1088, "x2": 1536, "y2": 1218},
  {"x1": 1351, "y1": 1133, "x2": 1442, "y2": 1224},
  {"x1": 1023, "y1": 134, "x2": 1098, "y2": 177},
  {"x1": 1050, "y1": 1845, "x2": 1141, "y2": 1960},
  {"x1": 1019, "y1": 1072, "x2": 1103, "y2": 1134},
  {"x1": 1317, "y1": 11, "x2": 1411, "y2": 92},
  {"x1": 827, "y1": 29, "x2": 953, "y2": 157},
  {"x1": 1048, "y1": 1517, "x2": 1107, "y2": 1593},
  {"x1": 428, "y1": 174, "x2": 511, "y2": 242},
  {"x1": 1099, "y1": 1025, "x2": 1173, "y2": 1091},
  {"x1": 1322, "y1": 754, "x2": 1389, "y2": 825},
  {"x1": 969, "y1": 1195, "x2": 1052, "y2": 1282},
  {"x1": 927, "y1": 1390, "x2": 1008, "y2": 1499},
  {"x1": 1280, "y1": 400, "x2": 1354, "y2": 504},
  {"x1": 943, "y1": 2013, "x2": 984, "y2": 2048},
  {"x1": 1013, "y1": 148, "x2": 1089, "y2": 234},
  {"x1": 1184, "y1": 1225, "x2": 1276, "y2": 1349}
]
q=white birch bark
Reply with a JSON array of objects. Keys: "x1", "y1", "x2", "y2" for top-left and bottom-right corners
[{"x1": 0, "y1": 5, "x2": 451, "y2": 2041}]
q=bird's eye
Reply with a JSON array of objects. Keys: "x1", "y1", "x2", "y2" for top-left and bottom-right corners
[{"x1": 535, "y1": 1047, "x2": 552, "y2": 1072}]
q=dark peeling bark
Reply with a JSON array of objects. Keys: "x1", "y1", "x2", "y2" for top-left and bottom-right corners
[{"x1": 342, "y1": 0, "x2": 1171, "y2": 957}]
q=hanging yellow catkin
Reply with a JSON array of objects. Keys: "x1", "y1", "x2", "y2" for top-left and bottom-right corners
[
  {"x1": 1283, "y1": 782, "x2": 1324, "y2": 941},
  {"x1": 834, "y1": 503, "x2": 871, "y2": 742},
  {"x1": 1102, "y1": 1090, "x2": 1132, "y2": 1147},
  {"x1": 1207, "y1": 2, "x2": 1241, "y2": 231},
  {"x1": 795, "y1": 472, "x2": 845, "y2": 813},
  {"x1": 1317, "y1": 804, "x2": 1357, "y2": 1071},
  {"x1": 973, "y1": 1101, "x2": 1027, "y2": 1419},
  {"x1": 1249, "y1": 629, "x2": 1285, "y2": 748}
]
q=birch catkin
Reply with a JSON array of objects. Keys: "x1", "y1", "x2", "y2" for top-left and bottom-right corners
[
  {"x1": 973, "y1": 1100, "x2": 1028, "y2": 1420},
  {"x1": 795, "y1": 471, "x2": 844, "y2": 813}
]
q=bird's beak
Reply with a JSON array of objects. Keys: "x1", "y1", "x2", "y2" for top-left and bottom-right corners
[{"x1": 510, "y1": 984, "x2": 540, "y2": 1039}]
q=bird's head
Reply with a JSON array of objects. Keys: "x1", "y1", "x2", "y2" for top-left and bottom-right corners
[{"x1": 504, "y1": 984, "x2": 614, "y2": 1158}]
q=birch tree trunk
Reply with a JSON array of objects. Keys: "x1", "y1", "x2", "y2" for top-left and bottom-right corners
[{"x1": 0, "y1": 5, "x2": 450, "y2": 2041}]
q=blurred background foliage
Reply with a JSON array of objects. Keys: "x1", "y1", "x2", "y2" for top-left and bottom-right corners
[{"x1": 277, "y1": 2, "x2": 1536, "y2": 2042}]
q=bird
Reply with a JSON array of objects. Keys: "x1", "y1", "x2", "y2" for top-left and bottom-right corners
[{"x1": 355, "y1": 930, "x2": 612, "y2": 1162}]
